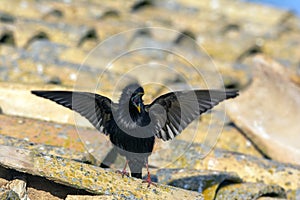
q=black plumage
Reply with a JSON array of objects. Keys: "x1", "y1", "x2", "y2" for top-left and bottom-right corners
[{"x1": 31, "y1": 83, "x2": 238, "y2": 186}]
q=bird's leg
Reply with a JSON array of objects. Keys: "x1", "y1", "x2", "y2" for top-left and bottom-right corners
[
  {"x1": 116, "y1": 160, "x2": 129, "y2": 177},
  {"x1": 142, "y1": 163, "x2": 157, "y2": 187}
]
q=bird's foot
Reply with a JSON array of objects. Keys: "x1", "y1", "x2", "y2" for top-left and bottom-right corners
[
  {"x1": 116, "y1": 160, "x2": 129, "y2": 177},
  {"x1": 115, "y1": 170, "x2": 129, "y2": 178},
  {"x1": 142, "y1": 173, "x2": 157, "y2": 188}
]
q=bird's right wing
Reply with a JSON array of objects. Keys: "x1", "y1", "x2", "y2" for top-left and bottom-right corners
[
  {"x1": 31, "y1": 91, "x2": 114, "y2": 135},
  {"x1": 146, "y1": 90, "x2": 238, "y2": 141}
]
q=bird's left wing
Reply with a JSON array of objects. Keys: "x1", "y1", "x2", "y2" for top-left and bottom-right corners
[
  {"x1": 146, "y1": 90, "x2": 238, "y2": 141},
  {"x1": 31, "y1": 91, "x2": 114, "y2": 135}
]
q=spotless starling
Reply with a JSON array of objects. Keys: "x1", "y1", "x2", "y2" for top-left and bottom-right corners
[{"x1": 32, "y1": 83, "x2": 238, "y2": 186}]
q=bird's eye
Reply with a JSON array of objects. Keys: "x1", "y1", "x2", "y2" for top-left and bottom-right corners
[
  {"x1": 132, "y1": 93, "x2": 141, "y2": 102},
  {"x1": 131, "y1": 95, "x2": 137, "y2": 102},
  {"x1": 131, "y1": 92, "x2": 143, "y2": 103}
]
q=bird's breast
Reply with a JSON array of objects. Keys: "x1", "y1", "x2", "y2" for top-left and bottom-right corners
[{"x1": 108, "y1": 120, "x2": 155, "y2": 156}]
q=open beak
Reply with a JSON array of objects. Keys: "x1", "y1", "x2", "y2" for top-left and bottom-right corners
[
  {"x1": 132, "y1": 92, "x2": 143, "y2": 113},
  {"x1": 136, "y1": 104, "x2": 141, "y2": 113}
]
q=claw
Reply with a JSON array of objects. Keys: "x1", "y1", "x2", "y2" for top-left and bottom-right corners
[
  {"x1": 142, "y1": 173, "x2": 157, "y2": 187},
  {"x1": 116, "y1": 169, "x2": 129, "y2": 177},
  {"x1": 116, "y1": 160, "x2": 129, "y2": 177},
  {"x1": 142, "y1": 163, "x2": 157, "y2": 187}
]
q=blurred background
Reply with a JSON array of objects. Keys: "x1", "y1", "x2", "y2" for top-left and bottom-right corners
[
  {"x1": 0, "y1": 0, "x2": 299, "y2": 199},
  {"x1": 246, "y1": 0, "x2": 300, "y2": 16}
]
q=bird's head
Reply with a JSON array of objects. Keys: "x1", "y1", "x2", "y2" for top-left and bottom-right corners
[
  {"x1": 120, "y1": 83, "x2": 144, "y2": 113},
  {"x1": 131, "y1": 88, "x2": 144, "y2": 113}
]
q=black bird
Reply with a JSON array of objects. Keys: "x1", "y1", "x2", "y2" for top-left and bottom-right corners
[{"x1": 31, "y1": 83, "x2": 238, "y2": 186}]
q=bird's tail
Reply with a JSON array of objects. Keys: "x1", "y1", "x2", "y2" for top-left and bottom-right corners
[{"x1": 131, "y1": 173, "x2": 142, "y2": 179}]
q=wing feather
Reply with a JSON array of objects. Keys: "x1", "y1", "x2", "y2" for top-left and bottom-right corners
[
  {"x1": 146, "y1": 89, "x2": 238, "y2": 141},
  {"x1": 31, "y1": 91, "x2": 113, "y2": 135}
]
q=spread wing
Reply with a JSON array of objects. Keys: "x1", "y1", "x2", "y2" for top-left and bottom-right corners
[
  {"x1": 146, "y1": 90, "x2": 238, "y2": 141},
  {"x1": 31, "y1": 91, "x2": 113, "y2": 135}
]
